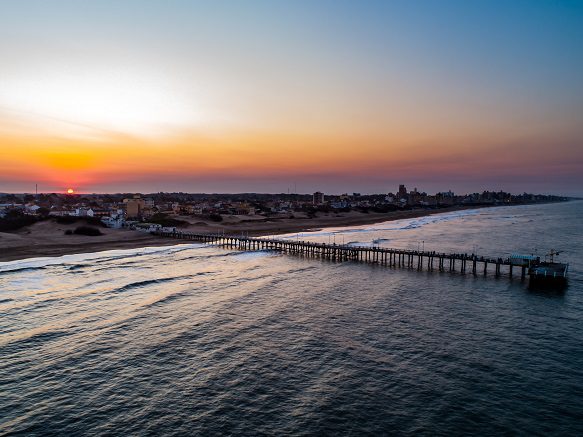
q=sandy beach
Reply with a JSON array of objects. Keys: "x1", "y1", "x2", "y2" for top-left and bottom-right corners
[{"x1": 0, "y1": 205, "x2": 485, "y2": 262}]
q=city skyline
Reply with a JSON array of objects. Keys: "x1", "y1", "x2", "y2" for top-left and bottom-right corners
[
  {"x1": 0, "y1": 184, "x2": 577, "y2": 198},
  {"x1": 1, "y1": 1, "x2": 582, "y2": 196}
]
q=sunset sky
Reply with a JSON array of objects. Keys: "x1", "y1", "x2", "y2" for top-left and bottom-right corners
[{"x1": 1, "y1": 1, "x2": 582, "y2": 195}]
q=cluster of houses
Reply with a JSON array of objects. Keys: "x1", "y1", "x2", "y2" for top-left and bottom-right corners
[{"x1": 0, "y1": 187, "x2": 569, "y2": 232}]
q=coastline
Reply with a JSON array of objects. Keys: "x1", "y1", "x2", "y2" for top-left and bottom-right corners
[{"x1": 0, "y1": 203, "x2": 540, "y2": 263}]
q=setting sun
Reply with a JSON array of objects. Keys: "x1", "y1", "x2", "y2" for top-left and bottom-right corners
[{"x1": 67, "y1": 188, "x2": 74, "y2": 194}]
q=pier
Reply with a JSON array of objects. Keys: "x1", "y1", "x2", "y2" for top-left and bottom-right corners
[{"x1": 153, "y1": 230, "x2": 561, "y2": 282}]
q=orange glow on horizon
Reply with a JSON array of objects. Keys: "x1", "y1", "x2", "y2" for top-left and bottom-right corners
[
  {"x1": 0, "y1": 123, "x2": 579, "y2": 193},
  {"x1": 0, "y1": 103, "x2": 581, "y2": 194}
]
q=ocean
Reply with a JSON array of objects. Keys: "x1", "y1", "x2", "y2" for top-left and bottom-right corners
[{"x1": 1, "y1": 201, "x2": 582, "y2": 435}]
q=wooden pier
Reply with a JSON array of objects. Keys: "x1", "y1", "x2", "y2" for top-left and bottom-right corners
[{"x1": 154, "y1": 230, "x2": 532, "y2": 280}]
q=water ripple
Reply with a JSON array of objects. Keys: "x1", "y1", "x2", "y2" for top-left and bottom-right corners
[{"x1": 1, "y1": 202, "x2": 583, "y2": 435}]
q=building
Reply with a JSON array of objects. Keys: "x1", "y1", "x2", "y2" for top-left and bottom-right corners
[
  {"x1": 313, "y1": 191, "x2": 325, "y2": 205},
  {"x1": 132, "y1": 223, "x2": 162, "y2": 233},
  {"x1": 24, "y1": 205, "x2": 42, "y2": 215},
  {"x1": 101, "y1": 212, "x2": 125, "y2": 229},
  {"x1": 398, "y1": 184, "x2": 407, "y2": 198},
  {"x1": 124, "y1": 195, "x2": 146, "y2": 218},
  {"x1": 73, "y1": 207, "x2": 94, "y2": 217},
  {"x1": 436, "y1": 190, "x2": 455, "y2": 205}
]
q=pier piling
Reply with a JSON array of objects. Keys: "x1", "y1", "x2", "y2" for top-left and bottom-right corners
[{"x1": 154, "y1": 231, "x2": 544, "y2": 283}]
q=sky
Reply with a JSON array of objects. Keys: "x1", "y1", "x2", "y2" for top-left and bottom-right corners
[{"x1": 0, "y1": 0, "x2": 582, "y2": 195}]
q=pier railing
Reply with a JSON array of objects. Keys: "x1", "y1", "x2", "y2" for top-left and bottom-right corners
[{"x1": 153, "y1": 230, "x2": 530, "y2": 279}]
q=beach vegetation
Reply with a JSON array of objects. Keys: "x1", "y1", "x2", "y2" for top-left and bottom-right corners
[
  {"x1": 55, "y1": 216, "x2": 106, "y2": 227},
  {"x1": 148, "y1": 213, "x2": 188, "y2": 227},
  {"x1": 0, "y1": 210, "x2": 38, "y2": 232},
  {"x1": 73, "y1": 226, "x2": 103, "y2": 236},
  {"x1": 207, "y1": 213, "x2": 223, "y2": 222}
]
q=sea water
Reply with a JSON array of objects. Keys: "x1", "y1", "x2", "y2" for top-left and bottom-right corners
[{"x1": 1, "y1": 201, "x2": 582, "y2": 435}]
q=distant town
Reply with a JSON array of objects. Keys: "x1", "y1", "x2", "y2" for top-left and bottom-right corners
[{"x1": 0, "y1": 186, "x2": 571, "y2": 234}]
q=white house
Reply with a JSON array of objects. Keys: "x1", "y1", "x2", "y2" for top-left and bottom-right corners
[
  {"x1": 25, "y1": 205, "x2": 41, "y2": 215},
  {"x1": 73, "y1": 207, "x2": 95, "y2": 217},
  {"x1": 101, "y1": 213, "x2": 125, "y2": 229},
  {"x1": 132, "y1": 223, "x2": 162, "y2": 233}
]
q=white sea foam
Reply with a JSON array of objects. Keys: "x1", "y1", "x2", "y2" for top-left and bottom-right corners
[
  {"x1": 0, "y1": 206, "x2": 507, "y2": 272},
  {"x1": 0, "y1": 243, "x2": 203, "y2": 273},
  {"x1": 277, "y1": 207, "x2": 491, "y2": 240}
]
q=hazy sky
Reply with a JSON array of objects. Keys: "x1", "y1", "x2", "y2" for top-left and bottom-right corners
[{"x1": 1, "y1": 0, "x2": 582, "y2": 195}]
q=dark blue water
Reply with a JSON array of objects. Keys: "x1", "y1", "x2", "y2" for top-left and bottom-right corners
[{"x1": 1, "y1": 201, "x2": 582, "y2": 435}]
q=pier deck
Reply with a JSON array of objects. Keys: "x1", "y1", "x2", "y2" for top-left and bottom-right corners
[{"x1": 154, "y1": 230, "x2": 550, "y2": 281}]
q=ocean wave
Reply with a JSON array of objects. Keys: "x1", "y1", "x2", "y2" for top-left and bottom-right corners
[
  {"x1": 167, "y1": 249, "x2": 279, "y2": 264},
  {"x1": 65, "y1": 263, "x2": 90, "y2": 271},
  {"x1": 0, "y1": 243, "x2": 204, "y2": 274},
  {"x1": 92, "y1": 261, "x2": 145, "y2": 272},
  {"x1": 286, "y1": 266, "x2": 317, "y2": 274},
  {"x1": 90, "y1": 244, "x2": 203, "y2": 263},
  {"x1": 0, "y1": 265, "x2": 47, "y2": 275},
  {"x1": 142, "y1": 290, "x2": 192, "y2": 309},
  {"x1": 348, "y1": 241, "x2": 373, "y2": 247},
  {"x1": 108, "y1": 271, "x2": 213, "y2": 296},
  {"x1": 0, "y1": 329, "x2": 71, "y2": 352},
  {"x1": 226, "y1": 249, "x2": 280, "y2": 259},
  {"x1": 112, "y1": 274, "x2": 202, "y2": 294}
]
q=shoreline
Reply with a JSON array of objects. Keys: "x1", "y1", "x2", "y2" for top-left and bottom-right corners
[
  {"x1": 0, "y1": 203, "x2": 555, "y2": 263},
  {"x1": 245, "y1": 204, "x2": 490, "y2": 236}
]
